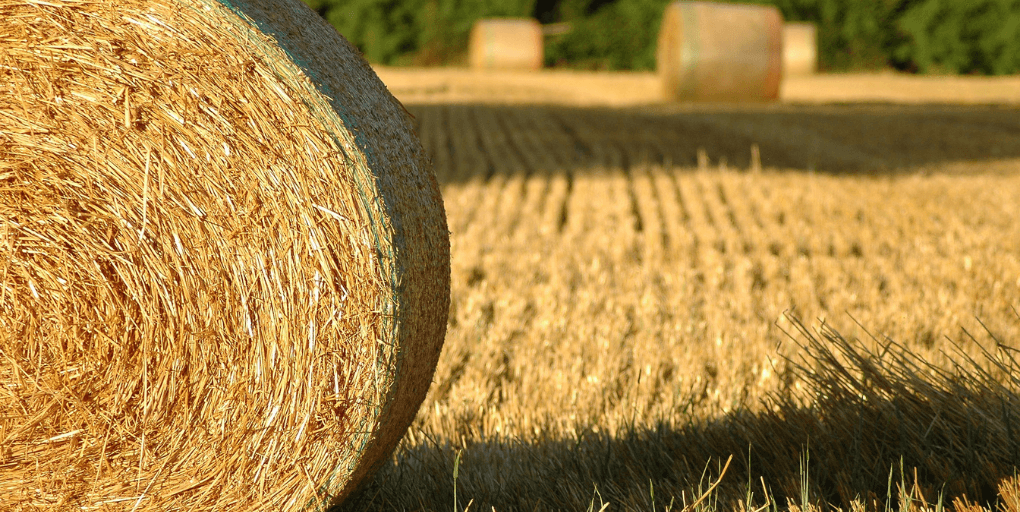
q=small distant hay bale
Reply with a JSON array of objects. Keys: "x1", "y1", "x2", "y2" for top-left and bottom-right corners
[
  {"x1": 0, "y1": 0, "x2": 449, "y2": 510},
  {"x1": 783, "y1": 22, "x2": 818, "y2": 75},
  {"x1": 657, "y1": 1, "x2": 783, "y2": 102},
  {"x1": 469, "y1": 18, "x2": 544, "y2": 71}
]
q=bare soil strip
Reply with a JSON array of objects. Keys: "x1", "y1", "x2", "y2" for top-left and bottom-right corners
[{"x1": 375, "y1": 67, "x2": 1020, "y2": 106}]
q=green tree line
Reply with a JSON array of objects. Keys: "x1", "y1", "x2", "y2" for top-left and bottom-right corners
[{"x1": 302, "y1": 0, "x2": 1020, "y2": 74}]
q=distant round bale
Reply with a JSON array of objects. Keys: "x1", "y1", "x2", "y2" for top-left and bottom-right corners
[
  {"x1": 469, "y1": 18, "x2": 544, "y2": 71},
  {"x1": 783, "y1": 22, "x2": 818, "y2": 75},
  {"x1": 657, "y1": 1, "x2": 784, "y2": 102},
  {"x1": 0, "y1": 0, "x2": 449, "y2": 510}
]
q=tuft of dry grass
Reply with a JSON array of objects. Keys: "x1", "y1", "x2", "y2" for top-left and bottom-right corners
[{"x1": 346, "y1": 315, "x2": 1020, "y2": 512}]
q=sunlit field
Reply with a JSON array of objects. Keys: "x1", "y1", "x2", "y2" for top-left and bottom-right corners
[{"x1": 340, "y1": 79, "x2": 1020, "y2": 511}]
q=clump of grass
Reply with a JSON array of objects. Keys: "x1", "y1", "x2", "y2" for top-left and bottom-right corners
[
  {"x1": 762, "y1": 314, "x2": 1020, "y2": 508},
  {"x1": 345, "y1": 314, "x2": 1020, "y2": 511}
]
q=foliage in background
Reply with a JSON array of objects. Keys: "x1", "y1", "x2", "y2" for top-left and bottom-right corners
[
  {"x1": 543, "y1": 0, "x2": 908, "y2": 71},
  {"x1": 302, "y1": 0, "x2": 535, "y2": 65},
  {"x1": 303, "y1": 0, "x2": 1020, "y2": 73},
  {"x1": 543, "y1": 0, "x2": 672, "y2": 69},
  {"x1": 895, "y1": 0, "x2": 1020, "y2": 74},
  {"x1": 769, "y1": 0, "x2": 906, "y2": 72}
]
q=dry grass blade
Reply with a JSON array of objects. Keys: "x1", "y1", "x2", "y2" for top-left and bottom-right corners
[{"x1": 682, "y1": 454, "x2": 733, "y2": 512}]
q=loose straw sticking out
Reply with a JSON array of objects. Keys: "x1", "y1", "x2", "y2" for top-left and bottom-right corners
[
  {"x1": 657, "y1": 1, "x2": 783, "y2": 102},
  {"x1": 783, "y1": 22, "x2": 818, "y2": 76},
  {"x1": 0, "y1": 0, "x2": 450, "y2": 510},
  {"x1": 469, "y1": 18, "x2": 544, "y2": 71}
]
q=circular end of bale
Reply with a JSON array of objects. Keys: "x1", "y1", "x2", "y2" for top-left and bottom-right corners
[
  {"x1": 783, "y1": 22, "x2": 818, "y2": 76},
  {"x1": 0, "y1": 0, "x2": 450, "y2": 509},
  {"x1": 469, "y1": 18, "x2": 544, "y2": 71},
  {"x1": 657, "y1": 1, "x2": 783, "y2": 102}
]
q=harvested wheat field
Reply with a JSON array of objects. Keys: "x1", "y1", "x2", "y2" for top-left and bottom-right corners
[{"x1": 336, "y1": 89, "x2": 1020, "y2": 512}]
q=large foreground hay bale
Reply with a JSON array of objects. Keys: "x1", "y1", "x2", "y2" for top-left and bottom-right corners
[
  {"x1": 657, "y1": 1, "x2": 783, "y2": 102},
  {"x1": 783, "y1": 22, "x2": 818, "y2": 75},
  {"x1": 0, "y1": 0, "x2": 450, "y2": 510},
  {"x1": 469, "y1": 18, "x2": 544, "y2": 71}
]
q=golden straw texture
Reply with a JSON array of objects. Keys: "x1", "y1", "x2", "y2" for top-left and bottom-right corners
[
  {"x1": 657, "y1": 1, "x2": 783, "y2": 102},
  {"x1": 0, "y1": 0, "x2": 449, "y2": 510},
  {"x1": 468, "y1": 18, "x2": 544, "y2": 71},
  {"x1": 783, "y1": 22, "x2": 817, "y2": 75}
]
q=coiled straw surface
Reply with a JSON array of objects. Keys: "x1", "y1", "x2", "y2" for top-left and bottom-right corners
[
  {"x1": 0, "y1": 0, "x2": 450, "y2": 510},
  {"x1": 783, "y1": 22, "x2": 817, "y2": 75},
  {"x1": 657, "y1": 1, "x2": 783, "y2": 102},
  {"x1": 468, "y1": 18, "x2": 544, "y2": 71}
]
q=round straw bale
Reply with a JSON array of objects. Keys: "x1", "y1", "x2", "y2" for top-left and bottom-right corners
[
  {"x1": 469, "y1": 18, "x2": 544, "y2": 71},
  {"x1": 0, "y1": 0, "x2": 449, "y2": 509},
  {"x1": 783, "y1": 22, "x2": 818, "y2": 75},
  {"x1": 657, "y1": 1, "x2": 783, "y2": 102}
]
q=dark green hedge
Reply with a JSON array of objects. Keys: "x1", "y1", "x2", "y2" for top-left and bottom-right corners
[
  {"x1": 895, "y1": 0, "x2": 1020, "y2": 74},
  {"x1": 303, "y1": 0, "x2": 1020, "y2": 74},
  {"x1": 302, "y1": 0, "x2": 536, "y2": 65}
]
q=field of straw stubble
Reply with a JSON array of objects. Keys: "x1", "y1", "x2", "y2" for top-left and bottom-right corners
[{"x1": 337, "y1": 85, "x2": 1020, "y2": 512}]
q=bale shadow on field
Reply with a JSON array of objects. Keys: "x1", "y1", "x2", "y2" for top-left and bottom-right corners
[
  {"x1": 407, "y1": 103, "x2": 1020, "y2": 184},
  {"x1": 337, "y1": 317, "x2": 1020, "y2": 512}
]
